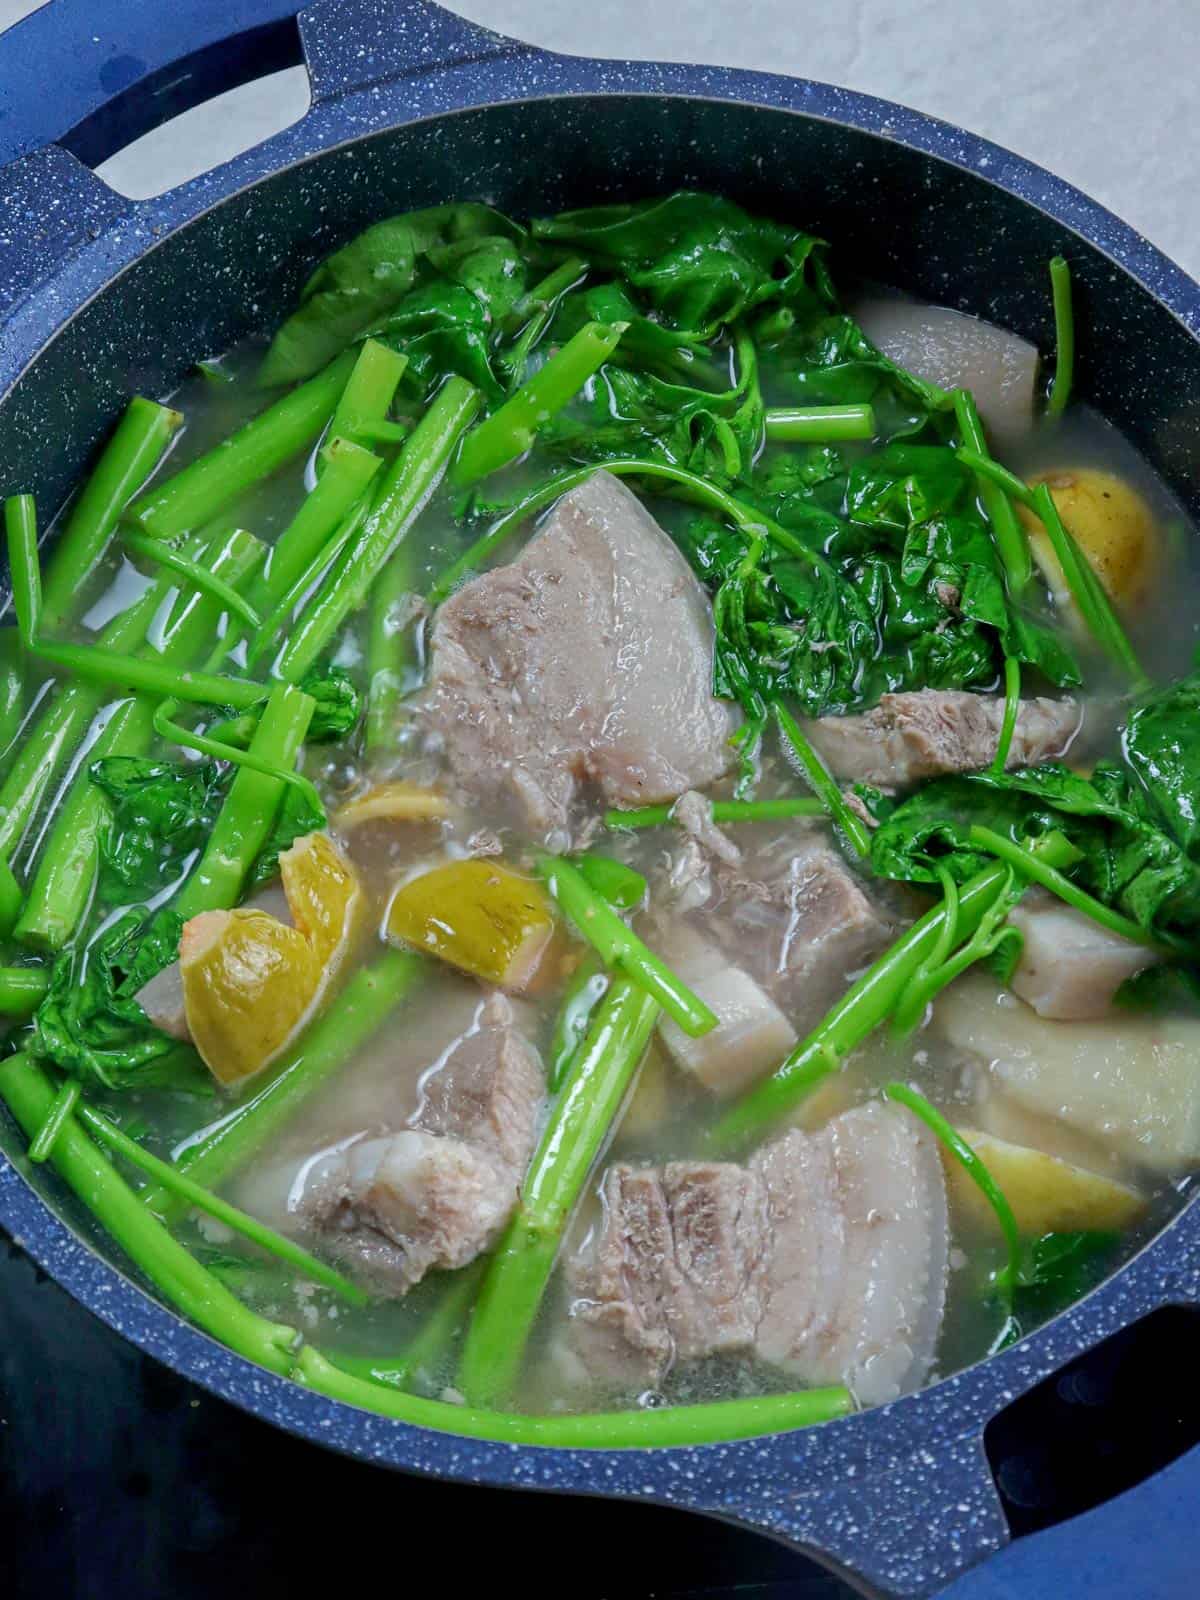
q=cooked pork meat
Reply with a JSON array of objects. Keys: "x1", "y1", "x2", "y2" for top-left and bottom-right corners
[
  {"x1": 804, "y1": 689, "x2": 1082, "y2": 789},
  {"x1": 234, "y1": 988, "x2": 544, "y2": 1295},
  {"x1": 1007, "y1": 890, "x2": 1159, "y2": 1020},
  {"x1": 424, "y1": 471, "x2": 737, "y2": 842},
  {"x1": 663, "y1": 829, "x2": 896, "y2": 1036},
  {"x1": 652, "y1": 926, "x2": 796, "y2": 1096},
  {"x1": 566, "y1": 1104, "x2": 948, "y2": 1405}
]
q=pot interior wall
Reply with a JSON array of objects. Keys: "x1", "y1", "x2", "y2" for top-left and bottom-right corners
[{"x1": 2, "y1": 87, "x2": 1200, "y2": 1317}]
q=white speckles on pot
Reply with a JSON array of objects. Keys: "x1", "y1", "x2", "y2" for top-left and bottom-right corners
[{"x1": 4, "y1": 3, "x2": 1200, "y2": 1595}]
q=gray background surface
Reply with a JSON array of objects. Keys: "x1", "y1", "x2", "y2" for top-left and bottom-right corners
[{"x1": 1, "y1": 0, "x2": 1198, "y2": 278}]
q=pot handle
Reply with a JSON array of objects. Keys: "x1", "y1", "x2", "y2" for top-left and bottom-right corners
[
  {"x1": 0, "y1": 0, "x2": 541, "y2": 321},
  {"x1": 0, "y1": 0, "x2": 538, "y2": 172}
]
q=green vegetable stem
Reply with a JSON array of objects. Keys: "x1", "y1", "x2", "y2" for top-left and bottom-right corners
[
  {"x1": 605, "y1": 795, "x2": 825, "y2": 830},
  {"x1": 175, "y1": 682, "x2": 315, "y2": 917},
  {"x1": 534, "y1": 850, "x2": 716, "y2": 1037},
  {"x1": 0, "y1": 1052, "x2": 301, "y2": 1376},
  {"x1": 40, "y1": 397, "x2": 183, "y2": 635},
  {"x1": 953, "y1": 389, "x2": 1031, "y2": 594},
  {"x1": 458, "y1": 976, "x2": 660, "y2": 1405},
  {"x1": 763, "y1": 404, "x2": 875, "y2": 442},
  {"x1": 128, "y1": 351, "x2": 356, "y2": 539},
  {"x1": 275, "y1": 377, "x2": 480, "y2": 682},
  {"x1": 453, "y1": 321, "x2": 627, "y2": 486},
  {"x1": 1046, "y1": 256, "x2": 1074, "y2": 419},
  {"x1": 0, "y1": 965, "x2": 48, "y2": 1015},
  {"x1": 13, "y1": 529, "x2": 265, "y2": 951}
]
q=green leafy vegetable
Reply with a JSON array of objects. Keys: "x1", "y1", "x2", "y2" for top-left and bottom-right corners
[
  {"x1": 29, "y1": 908, "x2": 202, "y2": 1091},
  {"x1": 259, "y1": 205, "x2": 523, "y2": 387},
  {"x1": 246, "y1": 781, "x2": 327, "y2": 889},
  {"x1": 89, "y1": 757, "x2": 227, "y2": 904}
]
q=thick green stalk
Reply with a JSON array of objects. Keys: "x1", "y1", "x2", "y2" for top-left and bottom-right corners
[
  {"x1": 0, "y1": 1053, "x2": 299, "y2": 1375},
  {"x1": 774, "y1": 704, "x2": 871, "y2": 857},
  {"x1": 40, "y1": 397, "x2": 183, "y2": 634},
  {"x1": 0, "y1": 531, "x2": 220, "y2": 861},
  {"x1": 122, "y1": 530, "x2": 262, "y2": 627},
  {"x1": 953, "y1": 389, "x2": 1031, "y2": 594},
  {"x1": 991, "y1": 656, "x2": 1022, "y2": 776},
  {"x1": 14, "y1": 531, "x2": 264, "y2": 950},
  {"x1": 129, "y1": 351, "x2": 356, "y2": 539},
  {"x1": 144, "y1": 949, "x2": 424, "y2": 1220},
  {"x1": 0, "y1": 855, "x2": 22, "y2": 937},
  {"x1": 458, "y1": 978, "x2": 659, "y2": 1406},
  {"x1": 711, "y1": 832, "x2": 1081, "y2": 1151},
  {"x1": 5, "y1": 495, "x2": 40, "y2": 646},
  {"x1": 175, "y1": 682, "x2": 315, "y2": 918},
  {"x1": 365, "y1": 540, "x2": 417, "y2": 753},
  {"x1": 1046, "y1": 255, "x2": 1074, "y2": 419},
  {"x1": 605, "y1": 795, "x2": 825, "y2": 830},
  {"x1": 453, "y1": 321, "x2": 626, "y2": 486},
  {"x1": 0, "y1": 627, "x2": 23, "y2": 756},
  {"x1": 0, "y1": 964, "x2": 47, "y2": 1015},
  {"x1": 76, "y1": 1102, "x2": 368, "y2": 1307},
  {"x1": 326, "y1": 340, "x2": 408, "y2": 449},
  {"x1": 245, "y1": 501, "x2": 367, "y2": 669},
  {"x1": 276, "y1": 377, "x2": 479, "y2": 681},
  {"x1": 534, "y1": 851, "x2": 716, "y2": 1037},
  {"x1": 301, "y1": 1346, "x2": 851, "y2": 1441},
  {"x1": 264, "y1": 438, "x2": 381, "y2": 601},
  {"x1": 30, "y1": 640, "x2": 269, "y2": 714},
  {"x1": 764, "y1": 404, "x2": 876, "y2": 443},
  {"x1": 547, "y1": 955, "x2": 608, "y2": 1093},
  {"x1": 499, "y1": 254, "x2": 588, "y2": 387}
]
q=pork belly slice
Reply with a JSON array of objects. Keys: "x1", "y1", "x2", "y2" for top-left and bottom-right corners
[
  {"x1": 423, "y1": 470, "x2": 737, "y2": 842},
  {"x1": 663, "y1": 830, "x2": 896, "y2": 1039},
  {"x1": 804, "y1": 689, "x2": 1082, "y2": 789},
  {"x1": 234, "y1": 991, "x2": 544, "y2": 1297},
  {"x1": 652, "y1": 926, "x2": 796, "y2": 1097},
  {"x1": 566, "y1": 1104, "x2": 948, "y2": 1406}
]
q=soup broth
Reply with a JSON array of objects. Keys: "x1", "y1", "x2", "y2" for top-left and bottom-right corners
[{"x1": 3, "y1": 193, "x2": 1198, "y2": 1431}]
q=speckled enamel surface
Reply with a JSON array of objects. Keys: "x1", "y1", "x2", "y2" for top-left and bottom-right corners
[{"x1": 3, "y1": 3, "x2": 1200, "y2": 1596}]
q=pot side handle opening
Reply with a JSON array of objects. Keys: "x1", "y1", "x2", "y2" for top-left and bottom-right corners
[{"x1": 0, "y1": 0, "x2": 543, "y2": 321}]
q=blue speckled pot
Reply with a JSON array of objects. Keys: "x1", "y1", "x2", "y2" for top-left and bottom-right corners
[{"x1": 2, "y1": 4, "x2": 1200, "y2": 1595}]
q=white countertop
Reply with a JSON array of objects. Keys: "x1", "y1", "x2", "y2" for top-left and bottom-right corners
[{"x1": 2, "y1": 0, "x2": 1198, "y2": 277}]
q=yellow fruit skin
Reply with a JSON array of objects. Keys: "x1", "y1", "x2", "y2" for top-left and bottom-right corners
[
  {"x1": 181, "y1": 832, "x2": 364, "y2": 1085},
  {"x1": 334, "y1": 782, "x2": 450, "y2": 828},
  {"x1": 1017, "y1": 468, "x2": 1160, "y2": 624},
  {"x1": 181, "y1": 910, "x2": 321, "y2": 1086},
  {"x1": 279, "y1": 830, "x2": 365, "y2": 966},
  {"x1": 947, "y1": 1127, "x2": 1146, "y2": 1236},
  {"x1": 385, "y1": 858, "x2": 554, "y2": 991}
]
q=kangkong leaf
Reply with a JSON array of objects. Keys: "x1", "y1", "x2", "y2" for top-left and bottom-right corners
[
  {"x1": 260, "y1": 204, "x2": 523, "y2": 387},
  {"x1": 29, "y1": 908, "x2": 205, "y2": 1092}
]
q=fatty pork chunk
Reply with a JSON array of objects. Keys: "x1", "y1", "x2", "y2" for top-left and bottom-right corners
[
  {"x1": 804, "y1": 688, "x2": 1083, "y2": 789},
  {"x1": 232, "y1": 984, "x2": 544, "y2": 1297},
  {"x1": 422, "y1": 470, "x2": 738, "y2": 844},
  {"x1": 654, "y1": 810, "x2": 897, "y2": 1094},
  {"x1": 565, "y1": 1103, "x2": 948, "y2": 1406}
]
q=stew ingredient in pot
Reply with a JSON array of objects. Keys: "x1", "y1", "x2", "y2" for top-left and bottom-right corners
[{"x1": 2, "y1": 192, "x2": 1196, "y2": 1436}]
